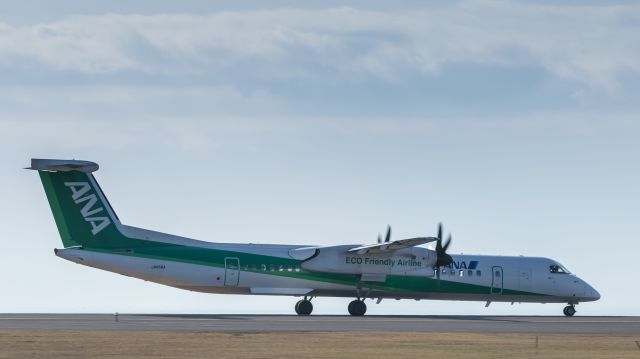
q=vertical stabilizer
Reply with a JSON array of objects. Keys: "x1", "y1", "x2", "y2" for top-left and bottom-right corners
[{"x1": 29, "y1": 159, "x2": 132, "y2": 249}]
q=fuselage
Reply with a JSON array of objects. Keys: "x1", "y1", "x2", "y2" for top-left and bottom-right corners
[{"x1": 54, "y1": 225, "x2": 600, "y2": 305}]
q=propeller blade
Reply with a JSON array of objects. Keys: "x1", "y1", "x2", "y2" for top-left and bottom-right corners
[
  {"x1": 377, "y1": 234, "x2": 382, "y2": 244},
  {"x1": 433, "y1": 223, "x2": 453, "y2": 288},
  {"x1": 434, "y1": 224, "x2": 453, "y2": 268},
  {"x1": 443, "y1": 233, "x2": 452, "y2": 252},
  {"x1": 384, "y1": 226, "x2": 391, "y2": 243}
]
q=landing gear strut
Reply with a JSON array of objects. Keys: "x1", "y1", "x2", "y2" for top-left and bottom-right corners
[
  {"x1": 348, "y1": 300, "x2": 367, "y2": 316},
  {"x1": 563, "y1": 305, "x2": 576, "y2": 317},
  {"x1": 295, "y1": 297, "x2": 313, "y2": 316}
]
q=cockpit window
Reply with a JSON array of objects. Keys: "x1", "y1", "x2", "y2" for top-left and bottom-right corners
[{"x1": 549, "y1": 264, "x2": 570, "y2": 274}]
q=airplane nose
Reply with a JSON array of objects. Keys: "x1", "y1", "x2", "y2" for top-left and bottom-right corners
[{"x1": 583, "y1": 282, "x2": 601, "y2": 301}]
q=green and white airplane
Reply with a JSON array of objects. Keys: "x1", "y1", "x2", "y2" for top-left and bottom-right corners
[{"x1": 29, "y1": 158, "x2": 600, "y2": 317}]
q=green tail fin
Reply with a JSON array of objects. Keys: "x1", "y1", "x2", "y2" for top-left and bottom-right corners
[{"x1": 31, "y1": 159, "x2": 132, "y2": 249}]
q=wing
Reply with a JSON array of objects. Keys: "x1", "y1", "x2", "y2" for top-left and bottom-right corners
[{"x1": 347, "y1": 237, "x2": 437, "y2": 255}]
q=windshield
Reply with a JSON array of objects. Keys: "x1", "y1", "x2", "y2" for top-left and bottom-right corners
[{"x1": 549, "y1": 263, "x2": 570, "y2": 274}]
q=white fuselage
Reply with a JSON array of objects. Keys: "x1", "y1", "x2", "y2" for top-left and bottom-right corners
[{"x1": 55, "y1": 242, "x2": 600, "y2": 305}]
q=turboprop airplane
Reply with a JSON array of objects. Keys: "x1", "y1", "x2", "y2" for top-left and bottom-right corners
[{"x1": 28, "y1": 158, "x2": 600, "y2": 317}]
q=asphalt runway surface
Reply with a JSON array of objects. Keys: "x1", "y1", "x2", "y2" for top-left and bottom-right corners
[{"x1": 1, "y1": 314, "x2": 639, "y2": 334}]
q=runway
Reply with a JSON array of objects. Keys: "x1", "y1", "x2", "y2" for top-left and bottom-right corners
[{"x1": 1, "y1": 314, "x2": 638, "y2": 334}]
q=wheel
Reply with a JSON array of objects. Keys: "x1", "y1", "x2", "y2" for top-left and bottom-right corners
[
  {"x1": 563, "y1": 305, "x2": 576, "y2": 317},
  {"x1": 348, "y1": 300, "x2": 367, "y2": 316},
  {"x1": 295, "y1": 300, "x2": 313, "y2": 315}
]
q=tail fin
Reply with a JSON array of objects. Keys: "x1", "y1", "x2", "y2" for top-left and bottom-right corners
[{"x1": 29, "y1": 158, "x2": 131, "y2": 249}]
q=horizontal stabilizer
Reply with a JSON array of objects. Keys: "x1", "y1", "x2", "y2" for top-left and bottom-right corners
[
  {"x1": 348, "y1": 237, "x2": 437, "y2": 255},
  {"x1": 26, "y1": 158, "x2": 99, "y2": 173}
]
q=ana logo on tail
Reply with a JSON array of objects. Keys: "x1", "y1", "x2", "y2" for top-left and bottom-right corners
[{"x1": 64, "y1": 182, "x2": 111, "y2": 235}]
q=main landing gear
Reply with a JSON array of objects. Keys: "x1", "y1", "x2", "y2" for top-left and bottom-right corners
[
  {"x1": 295, "y1": 297, "x2": 313, "y2": 315},
  {"x1": 563, "y1": 304, "x2": 576, "y2": 317},
  {"x1": 347, "y1": 276, "x2": 370, "y2": 316},
  {"x1": 348, "y1": 299, "x2": 367, "y2": 316},
  {"x1": 294, "y1": 297, "x2": 368, "y2": 316}
]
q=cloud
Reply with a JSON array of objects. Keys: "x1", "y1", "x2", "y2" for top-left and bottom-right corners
[
  {"x1": 0, "y1": 2, "x2": 638, "y2": 89},
  {"x1": 2, "y1": 111, "x2": 637, "y2": 154},
  {"x1": 0, "y1": 115, "x2": 303, "y2": 153}
]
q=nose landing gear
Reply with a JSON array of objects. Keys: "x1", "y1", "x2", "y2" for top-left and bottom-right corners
[
  {"x1": 563, "y1": 305, "x2": 576, "y2": 317},
  {"x1": 295, "y1": 297, "x2": 313, "y2": 315}
]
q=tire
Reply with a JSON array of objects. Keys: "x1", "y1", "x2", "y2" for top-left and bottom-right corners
[
  {"x1": 295, "y1": 301, "x2": 301, "y2": 314},
  {"x1": 296, "y1": 300, "x2": 313, "y2": 315},
  {"x1": 564, "y1": 305, "x2": 576, "y2": 317},
  {"x1": 348, "y1": 300, "x2": 367, "y2": 316}
]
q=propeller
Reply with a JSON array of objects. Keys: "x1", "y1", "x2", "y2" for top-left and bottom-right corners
[
  {"x1": 377, "y1": 226, "x2": 392, "y2": 244},
  {"x1": 433, "y1": 223, "x2": 453, "y2": 285}
]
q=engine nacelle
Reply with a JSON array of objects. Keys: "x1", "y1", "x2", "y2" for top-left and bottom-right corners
[{"x1": 300, "y1": 244, "x2": 437, "y2": 277}]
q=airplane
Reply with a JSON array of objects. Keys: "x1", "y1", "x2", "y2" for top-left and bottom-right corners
[{"x1": 28, "y1": 158, "x2": 600, "y2": 317}]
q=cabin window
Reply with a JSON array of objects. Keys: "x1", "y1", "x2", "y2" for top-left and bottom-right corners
[
  {"x1": 459, "y1": 270, "x2": 464, "y2": 277},
  {"x1": 468, "y1": 270, "x2": 473, "y2": 277},
  {"x1": 476, "y1": 270, "x2": 481, "y2": 277},
  {"x1": 494, "y1": 270, "x2": 501, "y2": 278}
]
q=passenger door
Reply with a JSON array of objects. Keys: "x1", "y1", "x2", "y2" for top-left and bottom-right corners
[{"x1": 224, "y1": 257, "x2": 240, "y2": 287}]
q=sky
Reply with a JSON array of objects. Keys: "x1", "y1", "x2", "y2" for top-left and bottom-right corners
[{"x1": 1, "y1": 0, "x2": 639, "y2": 315}]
